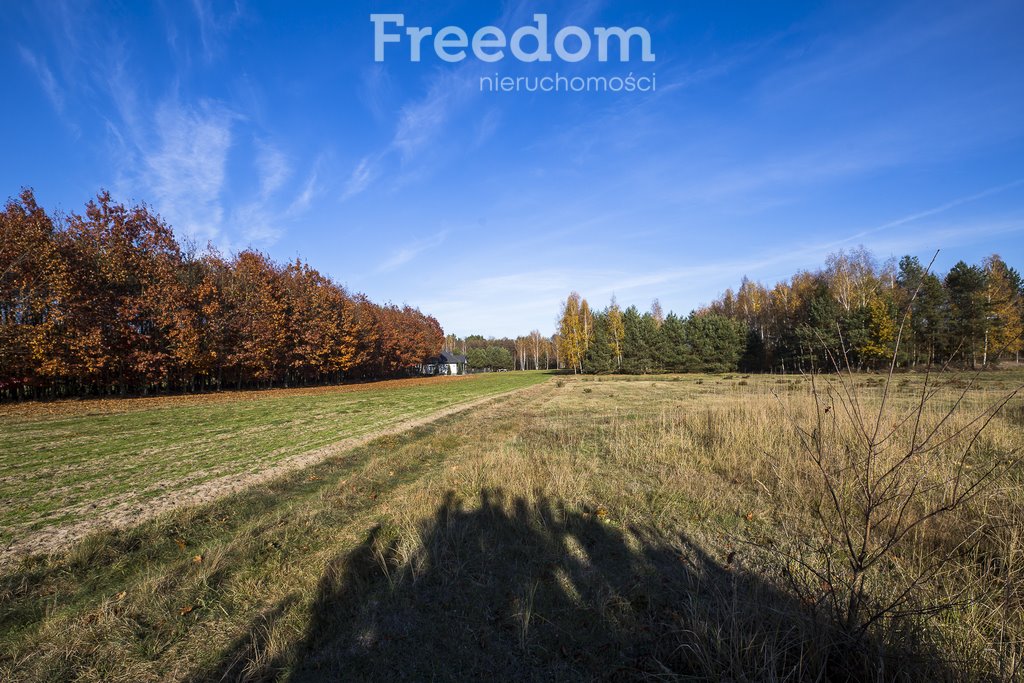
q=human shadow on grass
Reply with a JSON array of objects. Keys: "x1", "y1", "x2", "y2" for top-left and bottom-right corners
[{"x1": 195, "y1": 489, "x2": 952, "y2": 682}]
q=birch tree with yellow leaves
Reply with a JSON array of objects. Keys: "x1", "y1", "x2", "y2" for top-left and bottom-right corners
[{"x1": 983, "y1": 254, "x2": 1023, "y2": 364}]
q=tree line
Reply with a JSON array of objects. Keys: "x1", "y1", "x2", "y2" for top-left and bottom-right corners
[
  {"x1": 554, "y1": 248, "x2": 1023, "y2": 374},
  {"x1": 711, "y1": 248, "x2": 1023, "y2": 372},
  {"x1": 0, "y1": 189, "x2": 443, "y2": 399},
  {"x1": 555, "y1": 293, "x2": 747, "y2": 374},
  {"x1": 442, "y1": 331, "x2": 556, "y2": 372}
]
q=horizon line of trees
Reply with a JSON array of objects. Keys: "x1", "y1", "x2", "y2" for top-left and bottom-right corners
[
  {"x1": 556, "y1": 293, "x2": 747, "y2": 374},
  {"x1": 554, "y1": 247, "x2": 1023, "y2": 375},
  {"x1": 0, "y1": 189, "x2": 444, "y2": 400},
  {"x1": 443, "y1": 331, "x2": 557, "y2": 372},
  {"x1": 710, "y1": 248, "x2": 1023, "y2": 372}
]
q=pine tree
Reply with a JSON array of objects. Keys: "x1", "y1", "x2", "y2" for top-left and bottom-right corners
[
  {"x1": 945, "y1": 261, "x2": 988, "y2": 367},
  {"x1": 685, "y1": 314, "x2": 745, "y2": 372},
  {"x1": 620, "y1": 306, "x2": 658, "y2": 374},
  {"x1": 583, "y1": 313, "x2": 614, "y2": 373},
  {"x1": 657, "y1": 312, "x2": 689, "y2": 372}
]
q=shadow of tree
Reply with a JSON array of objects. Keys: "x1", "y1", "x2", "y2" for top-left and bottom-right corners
[{"x1": 194, "y1": 489, "x2": 951, "y2": 682}]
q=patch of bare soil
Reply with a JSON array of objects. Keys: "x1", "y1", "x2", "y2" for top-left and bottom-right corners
[
  {"x1": 0, "y1": 382, "x2": 546, "y2": 566},
  {"x1": 0, "y1": 375, "x2": 477, "y2": 419}
]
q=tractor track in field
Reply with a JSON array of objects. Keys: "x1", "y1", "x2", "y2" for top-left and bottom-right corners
[{"x1": 0, "y1": 381, "x2": 547, "y2": 566}]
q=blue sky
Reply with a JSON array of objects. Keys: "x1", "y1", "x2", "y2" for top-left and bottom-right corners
[{"x1": 4, "y1": 1, "x2": 1024, "y2": 337}]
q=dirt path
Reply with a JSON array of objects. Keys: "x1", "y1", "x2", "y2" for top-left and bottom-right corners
[{"x1": 1, "y1": 381, "x2": 547, "y2": 566}]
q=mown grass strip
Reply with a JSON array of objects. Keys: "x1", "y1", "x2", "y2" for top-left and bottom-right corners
[
  {"x1": 0, "y1": 412, "x2": 474, "y2": 674},
  {"x1": 0, "y1": 372, "x2": 549, "y2": 542}
]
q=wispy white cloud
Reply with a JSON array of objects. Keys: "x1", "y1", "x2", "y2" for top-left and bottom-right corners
[
  {"x1": 17, "y1": 45, "x2": 64, "y2": 114},
  {"x1": 847, "y1": 178, "x2": 1024, "y2": 241},
  {"x1": 377, "y1": 230, "x2": 449, "y2": 272},
  {"x1": 231, "y1": 201, "x2": 281, "y2": 244},
  {"x1": 289, "y1": 165, "x2": 320, "y2": 214},
  {"x1": 421, "y1": 176, "x2": 1024, "y2": 337},
  {"x1": 17, "y1": 43, "x2": 82, "y2": 137},
  {"x1": 474, "y1": 108, "x2": 501, "y2": 148},
  {"x1": 18, "y1": 0, "x2": 324, "y2": 250},
  {"x1": 344, "y1": 47, "x2": 491, "y2": 198},
  {"x1": 359, "y1": 64, "x2": 394, "y2": 121},
  {"x1": 225, "y1": 147, "x2": 324, "y2": 246},
  {"x1": 679, "y1": 140, "x2": 906, "y2": 204},
  {"x1": 255, "y1": 141, "x2": 291, "y2": 198},
  {"x1": 391, "y1": 70, "x2": 476, "y2": 162},
  {"x1": 338, "y1": 1, "x2": 581, "y2": 200},
  {"x1": 143, "y1": 99, "x2": 234, "y2": 243},
  {"x1": 420, "y1": 262, "x2": 730, "y2": 338},
  {"x1": 759, "y1": 4, "x2": 984, "y2": 102},
  {"x1": 341, "y1": 156, "x2": 379, "y2": 201},
  {"x1": 191, "y1": 0, "x2": 216, "y2": 60},
  {"x1": 753, "y1": 2, "x2": 1015, "y2": 105},
  {"x1": 190, "y1": 0, "x2": 243, "y2": 63}
]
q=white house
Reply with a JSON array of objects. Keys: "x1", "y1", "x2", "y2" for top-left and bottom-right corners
[{"x1": 422, "y1": 350, "x2": 468, "y2": 376}]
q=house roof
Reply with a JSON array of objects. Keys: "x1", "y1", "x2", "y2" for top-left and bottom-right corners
[{"x1": 433, "y1": 350, "x2": 467, "y2": 364}]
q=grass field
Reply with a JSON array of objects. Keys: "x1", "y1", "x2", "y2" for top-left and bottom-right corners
[
  {"x1": 1, "y1": 370, "x2": 1022, "y2": 680},
  {"x1": 0, "y1": 372, "x2": 549, "y2": 555}
]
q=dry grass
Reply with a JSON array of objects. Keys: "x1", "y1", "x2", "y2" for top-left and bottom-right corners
[{"x1": 1, "y1": 370, "x2": 1022, "y2": 681}]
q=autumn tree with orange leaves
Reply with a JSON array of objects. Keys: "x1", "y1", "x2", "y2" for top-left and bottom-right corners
[{"x1": 0, "y1": 189, "x2": 444, "y2": 399}]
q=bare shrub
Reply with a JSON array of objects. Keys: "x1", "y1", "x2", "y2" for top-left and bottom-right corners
[{"x1": 772, "y1": 257, "x2": 1024, "y2": 658}]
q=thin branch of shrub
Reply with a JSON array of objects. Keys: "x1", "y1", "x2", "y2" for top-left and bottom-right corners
[{"x1": 752, "y1": 250, "x2": 1024, "y2": 657}]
